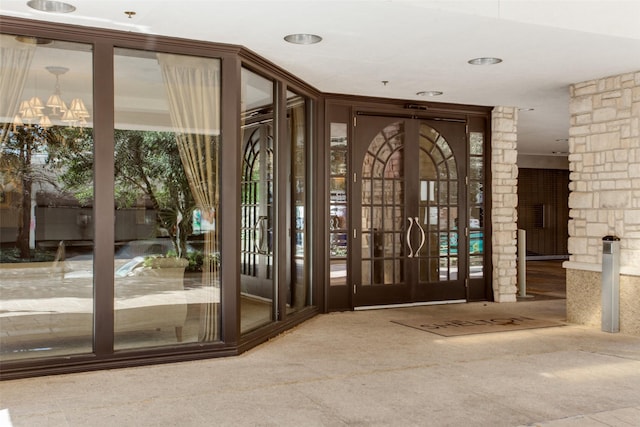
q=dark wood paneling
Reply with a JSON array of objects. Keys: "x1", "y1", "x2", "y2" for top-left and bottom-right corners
[{"x1": 517, "y1": 168, "x2": 569, "y2": 256}]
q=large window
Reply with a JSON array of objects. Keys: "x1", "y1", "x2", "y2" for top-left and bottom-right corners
[
  {"x1": 0, "y1": 18, "x2": 319, "y2": 378},
  {"x1": 0, "y1": 35, "x2": 94, "y2": 360},
  {"x1": 113, "y1": 49, "x2": 222, "y2": 349}
]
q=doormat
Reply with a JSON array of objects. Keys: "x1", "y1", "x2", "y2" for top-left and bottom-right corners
[{"x1": 391, "y1": 313, "x2": 564, "y2": 337}]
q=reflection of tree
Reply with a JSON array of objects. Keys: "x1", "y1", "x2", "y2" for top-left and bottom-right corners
[
  {"x1": 52, "y1": 129, "x2": 195, "y2": 257},
  {"x1": 115, "y1": 130, "x2": 195, "y2": 257},
  {"x1": 1, "y1": 124, "x2": 64, "y2": 258}
]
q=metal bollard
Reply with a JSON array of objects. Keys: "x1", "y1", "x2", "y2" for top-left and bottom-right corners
[
  {"x1": 517, "y1": 229, "x2": 532, "y2": 298},
  {"x1": 601, "y1": 235, "x2": 620, "y2": 333}
]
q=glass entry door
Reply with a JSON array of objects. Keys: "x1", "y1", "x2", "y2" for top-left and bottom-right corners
[
  {"x1": 241, "y1": 122, "x2": 274, "y2": 331},
  {"x1": 353, "y1": 115, "x2": 467, "y2": 307}
]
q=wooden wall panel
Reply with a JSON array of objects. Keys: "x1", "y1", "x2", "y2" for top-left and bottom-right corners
[{"x1": 517, "y1": 168, "x2": 569, "y2": 257}]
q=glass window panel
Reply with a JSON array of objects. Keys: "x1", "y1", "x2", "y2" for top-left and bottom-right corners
[
  {"x1": 362, "y1": 179, "x2": 371, "y2": 204},
  {"x1": 436, "y1": 135, "x2": 452, "y2": 158},
  {"x1": 447, "y1": 158, "x2": 457, "y2": 179},
  {"x1": 288, "y1": 91, "x2": 309, "y2": 312},
  {"x1": 330, "y1": 177, "x2": 346, "y2": 193},
  {"x1": 382, "y1": 122, "x2": 402, "y2": 141},
  {"x1": 330, "y1": 232, "x2": 348, "y2": 257},
  {"x1": 394, "y1": 206, "x2": 404, "y2": 229},
  {"x1": 470, "y1": 230, "x2": 484, "y2": 254},
  {"x1": 470, "y1": 156, "x2": 483, "y2": 180},
  {"x1": 470, "y1": 181, "x2": 483, "y2": 205},
  {"x1": 388, "y1": 133, "x2": 403, "y2": 151},
  {"x1": 430, "y1": 144, "x2": 444, "y2": 167},
  {"x1": 329, "y1": 205, "x2": 347, "y2": 230},
  {"x1": 362, "y1": 152, "x2": 374, "y2": 177},
  {"x1": 420, "y1": 124, "x2": 439, "y2": 143},
  {"x1": 361, "y1": 232, "x2": 371, "y2": 257},
  {"x1": 470, "y1": 132, "x2": 484, "y2": 155},
  {"x1": 369, "y1": 133, "x2": 385, "y2": 154},
  {"x1": 373, "y1": 259, "x2": 384, "y2": 284},
  {"x1": 372, "y1": 179, "x2": 383, "y2": 203},
  {"x1": 330, "y1": 123, "x2": 347, "y2": 147},
  {"x1": 1, "y1": 37, "x2": 94, "y2": 360},
  {"x1": 330, "y1": 150, "x2": 347, "y2": 175},
  {"x1": 470, "y1": 207, "x2": 483, "y2": 229},
  {"x1": 361, "y1": 260, "x2": 371, "y2": 285},
  {"x1": 330, "y1": 260, "x2": 347, "y2": 286},
  {"x1": 450, "y1": 181, "x2": 458, "y2": 204},
  {"x1": 240, "y1": 67, "x2": 274, "y2": 334},
  {"x1": 372, "y1": 158, "x2": 385, "y2": 178},
  {"x1": 470, "y1": 255, "x2": 484, "y2": 278},
  {"x1": 384, "y1": 260, "x2": 394, "y2": 285},
  {"x1": 439, "y1": 258, "x2": 449, "y2": 281},
  {"x1": 372, "y1": 206, "x2": 382, "y2": 229},
  {"x1": 383, "y1": 206, "x2": 394, "y2": 230},
  {"x1": 386, "y1": 150, "x2": 403, "y2": 178},
  {"x1": 439, "y1": 181, "x2": 448, "y2": 204},
  {"x1": 378, "y1": 143, "x2": 391, "y2": 163},
  {"x1": 113, "y1": 49, "x2": 222, "y2": 348},
  {"x1": 394, "y1": 259, "x2": 402, "y2": 283}
]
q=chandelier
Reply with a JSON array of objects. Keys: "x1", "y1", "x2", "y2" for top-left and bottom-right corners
[{"x1": 13, "y1": 65, "x2": 90, "y2": 130}]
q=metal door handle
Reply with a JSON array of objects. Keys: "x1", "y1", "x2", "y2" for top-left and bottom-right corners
[
  {"x1": 254, "y1": 215, "x2": 268, "y2": 254},
  {"x1": 414, "y1": 217, "x2": 426, "y2": 256},
  {"x1": 406, "y1": 217, "x2": 414, "y2": 258}
]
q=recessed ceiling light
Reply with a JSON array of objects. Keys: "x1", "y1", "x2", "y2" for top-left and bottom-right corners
[
  {"x1": 416, "y1": 91, "x2": 443, "y2": 97},
  {"x1": 27, "y1": 0, "x2": 76, "y2": 13},
  {"x1": 468, "y1": 57, "x2": 502, "y2": 65},
  {"x1": 284, "y1": 34, "x2": 322, "y2": 45}
]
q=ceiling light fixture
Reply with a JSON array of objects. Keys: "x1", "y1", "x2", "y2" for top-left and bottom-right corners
[
  {"x1": 416, "y1": 91, "x2": 443, "y2": 97},
  {"x1": 124, "y1": 11, "x2": 136, "y2": 19},
  {"x1": 468, "y1": 57, "x2": 502, "y2": 65},
  {"x1": 15, "y1": 35, "x2": 53, "y2": 45},
  {"x1": 27, "y1": 0, "x2": 76, "y2": 13},
  {"x1": 13, "y1": 66, "x2": 90, "y2": 129},
  {"x1": 284, "y1": 33, "x2": 322, "y2": 45}
]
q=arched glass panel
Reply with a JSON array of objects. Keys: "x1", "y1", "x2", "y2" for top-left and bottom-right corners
[
  {"x1": 361, "y1": 122, "x2": 405, "y2": 285},
  {"x1": 417, "y1": 123, "x2": 458, "y2": 282}
]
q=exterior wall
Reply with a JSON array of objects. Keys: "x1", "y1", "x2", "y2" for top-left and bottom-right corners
[
  {"x1": 491, "y1": 106, "x2": 519, "y2": 302},
  {"x1": 565, "y1": 71, "x2": 640, "y2": 335}
]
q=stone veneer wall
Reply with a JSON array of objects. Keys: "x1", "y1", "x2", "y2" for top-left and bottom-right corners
[
  {"x1": 565, "y1": 71, "x2": 640, "y2": 335},
  {"x1": 491, "y1": 106, "x2": 519, "y2": 302}
]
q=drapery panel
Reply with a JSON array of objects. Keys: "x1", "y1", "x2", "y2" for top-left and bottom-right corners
[
  {"x1": 0, "y1": 35, "x2": 35, "y2": 147},
  {"x1": 157, "y1": 53, "x2": 221, "y2": 341}
]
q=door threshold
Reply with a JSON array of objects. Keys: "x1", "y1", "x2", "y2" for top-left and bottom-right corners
[{"x1": 354, "y1": 299, "x2": 466, "y2": 311}]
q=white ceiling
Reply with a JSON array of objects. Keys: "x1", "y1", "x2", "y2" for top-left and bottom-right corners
[{"x1": 2, "y1": 0, "x2": 640, "y2": 156}]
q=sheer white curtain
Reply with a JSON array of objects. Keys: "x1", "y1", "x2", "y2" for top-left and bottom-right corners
[
  {"x1": 157, "y1": 53, "x2": 221, "y2": 341},
  {"x1": 0, "y1": 35, "x2": 36, "y2": 146}
]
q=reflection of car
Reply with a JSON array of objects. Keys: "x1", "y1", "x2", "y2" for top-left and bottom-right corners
[
  {"x1": 115, "y1": 239, "x2": 195, "y2": 259},
  {"x1": 115, "y1": 256, "x2": 147, "y2": 277}
]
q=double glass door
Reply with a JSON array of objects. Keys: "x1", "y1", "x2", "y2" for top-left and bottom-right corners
[{"x1": 353, "y1": 116, "x2": 468, "y2": 307}]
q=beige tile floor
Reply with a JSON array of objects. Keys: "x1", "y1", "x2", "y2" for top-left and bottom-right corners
[
  {"x1": 2, "y1": 262, "x2": 640, "y2": 426},
  {"x1": 1, "y1": 297, "x2": 640, "y2": 427}
]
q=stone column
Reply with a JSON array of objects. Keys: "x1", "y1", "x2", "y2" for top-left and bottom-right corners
[
  {"x1": 566, "y1": 71, "x2": 640, "y2": 335},
  {"x1": 491, "y1": 106, "x2": 519, "y2": 302}
]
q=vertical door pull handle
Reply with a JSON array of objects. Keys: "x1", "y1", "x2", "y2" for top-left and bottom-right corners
[
  {"x1": 254, "y1": 216, "x2": 268, "y2": 254},
  {"x1": 406, "y1": 217, "x2": 414, "y2": 258},
  {"x1": 414, "y1": 217, "x2": 426, "y2": 256}
]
